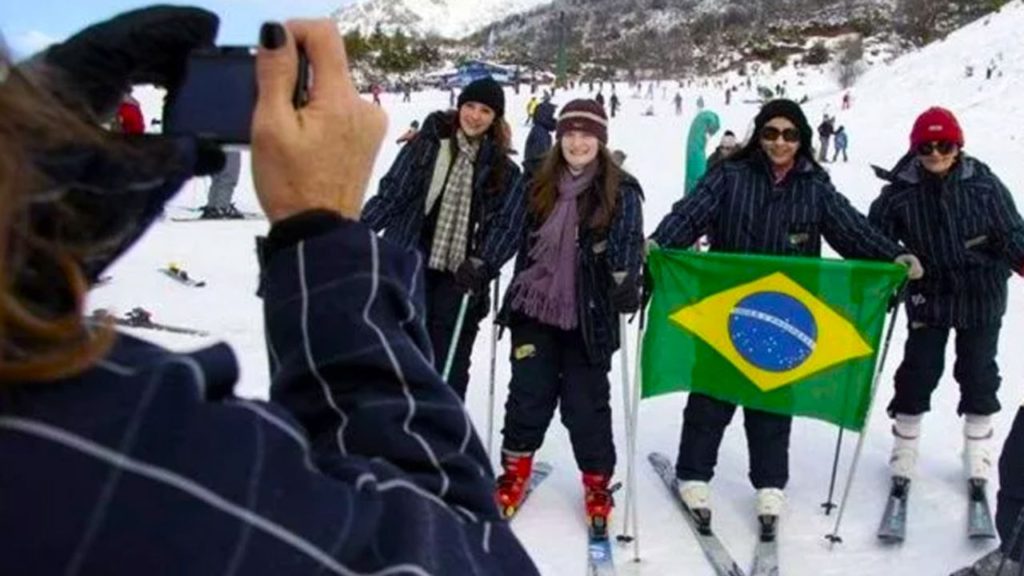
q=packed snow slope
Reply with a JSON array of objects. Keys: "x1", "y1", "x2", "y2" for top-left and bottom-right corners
[{"x1": 100, "y1": 2, "x2": 1024, "y2": 574}]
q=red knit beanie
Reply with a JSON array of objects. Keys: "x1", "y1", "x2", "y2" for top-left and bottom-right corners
[
  {"x1": 556, "y1": 99, "x2": 609, "y2": 144},
  {"x1": 910, "y1": 107, "x2": 964, "y2": 150}
]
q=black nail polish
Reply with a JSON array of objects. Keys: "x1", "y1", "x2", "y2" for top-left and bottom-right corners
[{"x1": 260, "y1": 22, "x2": 285, "y2": 50}]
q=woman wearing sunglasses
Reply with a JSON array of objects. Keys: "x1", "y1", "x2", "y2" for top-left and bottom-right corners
[
  {"x1": 869, "y1": 107, "x2": 1024, "y2": 514},
  {"x1": 649, "y1": 99, "x2": 921, "y2": 530}
]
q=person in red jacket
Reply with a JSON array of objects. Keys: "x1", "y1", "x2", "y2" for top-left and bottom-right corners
[{"x1": 114, "y1": 93, "x2": 145, "y2": 134}]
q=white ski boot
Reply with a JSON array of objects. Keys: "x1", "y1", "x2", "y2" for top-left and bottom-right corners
[
  {"x1": 677, "y1": 480, "x2": 712, "y2": 533},
  {"x1": 890, "y1": 413, "x2": 923, "y2": 479},
  {"x1": 678, "y1": 480, "x2": 711, "y2": 511},
  {"x1": 964, "y1": 414, "x2": 994, "y2": 480},
  {"x1": 756, "y1": 488, "x2": 785, "y2": 517}
]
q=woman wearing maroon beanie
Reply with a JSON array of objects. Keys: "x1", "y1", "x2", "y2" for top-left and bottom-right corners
[
  {"x1": 475, "y1": 99, "x2": 645, "y2": 529},
  {"x1": 869, "y1": 108, "x2": 1024, "y2": 561}
]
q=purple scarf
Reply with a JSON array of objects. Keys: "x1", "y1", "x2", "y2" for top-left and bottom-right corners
[{"x1": 510, "y1": 162, "x2": 598, "y2": 330}]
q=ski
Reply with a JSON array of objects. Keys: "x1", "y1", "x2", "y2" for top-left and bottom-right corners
[
  {"x1": 169, "y1": 206, "x2": 265, "y2": 221},
  {"x1": 877, "y1": 476, "x2": 910, "y2": 542},
  {"x1": 750, "y1": 516, "x2": 779, "y2": 576},
  {"x1": 502, "y1": 461, "x2": 553, "y2": 520},
  {"x1": 587, "y1": 515, "x2": 617, "y2": 576},
  {"x1": 648, "y1": 452, "x2": 746, "y2": 576},
  {"x1": 170, "y1": 213, "x2": 264, "y2": 222},
  {"x1": 90, "y1": 308, "x2": 209, "y2": 337},
  {"x1": 160, "y1": 266, "x2": 206, "y2": 287},
  {"x1": 967, "y1": 478, "x2": 997, "y2": 539}
]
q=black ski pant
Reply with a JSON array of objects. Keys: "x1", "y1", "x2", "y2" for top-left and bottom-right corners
[
  {"x1": 501, "y1": 318, "x2": 615, "y2": 476},
  {"x1": 888, "y1": 323, "x2": 1002, "y2": 417},
  {"x1": 675, "y1": 393, "x2": 791, "y2": 490},
  {"x1": 425, "y1": 269, "x2": 485, "y2": 401},
  {"x1": 999, "y1": 407, "x2": 1024, "y2": 560}
]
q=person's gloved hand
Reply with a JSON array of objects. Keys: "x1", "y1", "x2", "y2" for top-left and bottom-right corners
[
  {"x1": 454, "y1": 257, "x2": 491, "y2": 294},
  {"x1": 610, "y1": 272, "x2": 640, "y2": 314},
  {"x1": 25, "y1": 5, "x2": 218, "y2": 121},
  {"x1": 19, "y1": 6, "x2": 224, "y2": 286},
  {"x1": 895, "y1": 253, "x2": 924, "y2": 280}
]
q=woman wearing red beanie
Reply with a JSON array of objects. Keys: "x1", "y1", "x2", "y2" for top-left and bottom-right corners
[
  {"x1": 476, "y1": 99, "x2": 645, "y2": 531},
  {"x1": 869, "y1": 108, "x2": 1024, "y2": 551}
]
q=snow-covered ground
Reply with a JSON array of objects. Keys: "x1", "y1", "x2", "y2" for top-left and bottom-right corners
[{"x1": 96, "y1": 2, "x2": 1024, "y2": 573}]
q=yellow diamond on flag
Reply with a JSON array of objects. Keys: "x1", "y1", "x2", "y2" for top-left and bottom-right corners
[{"x1": 669, "y1": 272, "x2": 873, "y2": 392}]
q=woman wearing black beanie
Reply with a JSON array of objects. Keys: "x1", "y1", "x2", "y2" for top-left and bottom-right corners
[
  {"x1": 363, "y1": 77, "x2": 519, "y2": 400},
  {"x1": 649, "y1": 99, "x2": 923, "y2": 534}
]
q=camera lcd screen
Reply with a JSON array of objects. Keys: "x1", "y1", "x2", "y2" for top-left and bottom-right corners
[{"x1": 164, "y1": 48, "x2": 257, "y2": 144}]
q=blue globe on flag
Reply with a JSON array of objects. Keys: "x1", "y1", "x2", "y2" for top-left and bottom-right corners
[{"x1": 728, "y1": 291, "x2": 818, "y2": 373}]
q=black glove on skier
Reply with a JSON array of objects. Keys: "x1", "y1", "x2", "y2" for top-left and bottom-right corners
[
  {"x1": 15, "y1": 6, "x2": 225, "y2": 290},
  {"x1": 26, "y1": 5, "x2": 219, "y2": 121},
  {"x1": 610, "y1": 273, "x2": 641, "y2": 314},
  {"x1": 454, "y1": 257, "x2": 491, "y2": 294}
]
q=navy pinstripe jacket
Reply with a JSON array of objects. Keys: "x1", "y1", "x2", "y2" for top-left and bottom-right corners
[
  {"x1": 479, "y1": 169, "x2": 645, "y2": 366},
  {"x1": 652, "y1": 152, "x2": 904, "y2": 262},
  {"x1": 869, "y1": 154, "x2": 1024, "y2": 328},
  {"x1": 361, "y1": 111, "x2": 521, "y2": 258},
  {"x1": 0, "y1": 219, "x2": 538, "y2": 575}
]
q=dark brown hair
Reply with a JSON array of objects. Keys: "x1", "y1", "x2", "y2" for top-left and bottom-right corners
[
  {"x1": 0, "y1": 59, "x2": 114, "y2": 382},
  {"x1": 528, "y1": 144, "x2": 622, "y2": 231}
]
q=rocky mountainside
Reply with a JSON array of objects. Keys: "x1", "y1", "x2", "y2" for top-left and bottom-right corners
[
  {"x1": 333, "y1": 0, "x2": 553, "y2": 39},
  {"x1": 470, "y1": 0, "x2": 1006, "y2": 76}
]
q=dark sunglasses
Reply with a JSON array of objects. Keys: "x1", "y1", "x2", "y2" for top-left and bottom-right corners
[
  {"x1": 916, "y1": 141, "x2": 957, "y2": 156},
  {"x1": 760, "y1": 126, "x2": 801, "y2": 143}
]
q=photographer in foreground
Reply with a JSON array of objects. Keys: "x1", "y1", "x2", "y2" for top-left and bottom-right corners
[{"x1": 0, "y1": 7, "x2": 537, "y2": 575}]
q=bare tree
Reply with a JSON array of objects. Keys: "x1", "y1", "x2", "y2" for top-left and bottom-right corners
[
  {"x1": 896, "y1": 0, "x2": 943, "y2": 45},
  {"x1": 834, "y1": 35, "x2": 865, "y2": 88}
]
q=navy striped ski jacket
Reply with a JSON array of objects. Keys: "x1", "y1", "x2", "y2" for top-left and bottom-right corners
[
  {"x1": 652, "y1": 153, "x2": 904, "y2": 262},
  {"x1": 361, "y1": 111, "x2": 521, "y2": 258},
  {"x1": 479, "y1": 169, "x2": 645, "y2": 366},
  {"x1": 0, "y1": 219, "x2": 539, "y2": 575},
  {"x1": 869, "y1": 154, "x2": 1024, "y2": 328}
]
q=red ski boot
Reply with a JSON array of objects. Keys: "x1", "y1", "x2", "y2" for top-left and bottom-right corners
[
  {"x1": 583, "y1": 473, "x2": 614, "y2": 535},
  {"x1": 495, "y1": 450, "x2": 534, "y2": 518}
]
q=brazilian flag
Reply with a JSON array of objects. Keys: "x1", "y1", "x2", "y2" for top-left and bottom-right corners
[{"x1": 642, "y1": 249, "x2": 906, "y2": 431}]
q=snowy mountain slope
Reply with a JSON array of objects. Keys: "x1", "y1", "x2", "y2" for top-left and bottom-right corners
[
  {"x1": 105, "y1": 2, "x2": 1024, "y2": 574},
  {"x1": 333, "y1": 0, "x2": 552, "y2": 38}
]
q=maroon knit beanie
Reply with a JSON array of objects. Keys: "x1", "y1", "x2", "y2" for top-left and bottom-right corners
[
  {"x1": 910, "y1": 107, "x2": 964, "y2": 150},
  {"x1": 556, "y1": 99, "x2": 609, "y2": 144}
]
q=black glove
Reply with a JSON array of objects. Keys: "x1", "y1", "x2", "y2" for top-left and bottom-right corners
[
  {"x1": 642, "y1": 264, "x2": 654, "y2": 309},
  {"x1": 18, "y1": 7, "x2": 225, "y2": 289},
  {"x1": 610, "y1": 274, "x2": 640, "y2": 314},
  {"x1": 29, "y1": 6, "x2": 219, "y2": 120},
  {"x1": 454, "y1": 257, "x2": 491, "y2": 294}
]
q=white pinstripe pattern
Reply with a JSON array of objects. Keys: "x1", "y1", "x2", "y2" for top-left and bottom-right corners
[
  {"x1": 0, "y1": 417, "x2": 434, "y2": 576},
  {"x1": 297, "y1": 241, "x2": 351, "y2": 456},
  {"x1": 66, "y1": 358, "x2": 196, "y2": 576},
  {"x1": 360, "y1": 231, "x2": 452, "y2": 499}
]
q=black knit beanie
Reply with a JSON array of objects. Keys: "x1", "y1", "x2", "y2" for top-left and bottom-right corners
[
  {"x1": 457, "y1": 77, "x2": 505, "y2": 117},
  {"x1": 734, "y1": 98, "x2": 817, "y2": 164},
  {"x1": 754, "y1": 99, "x2": 814, "y2": 153}
]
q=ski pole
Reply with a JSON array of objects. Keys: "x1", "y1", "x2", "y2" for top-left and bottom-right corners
[
  {"x1": 826, "y1": 290, "x2": 903, "y2": 546},
  {"x1": 629, "y1": 309, "x2": 646, "y2": 562},
  {"x1": 821, "y1": 428, "x2": 844, "y2": 515},
  {"x1": 616, "y1": 313, "x2": 635, "y2": 544},
  {"x1": 442, "y1": 294, "x2": 471, "y2": 384},
  {"x1": 485, "y1": 273, "x2": 501, "y2": 459}
]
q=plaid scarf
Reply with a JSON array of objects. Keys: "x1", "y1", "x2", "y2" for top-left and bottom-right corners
[{"x1": 429, "y1": 131, "x2": 480, "y2": 272}]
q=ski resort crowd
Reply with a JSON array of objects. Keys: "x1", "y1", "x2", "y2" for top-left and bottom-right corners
[{"x1": 1, "y1": 5, "x2": 1024, "y2": 576}]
